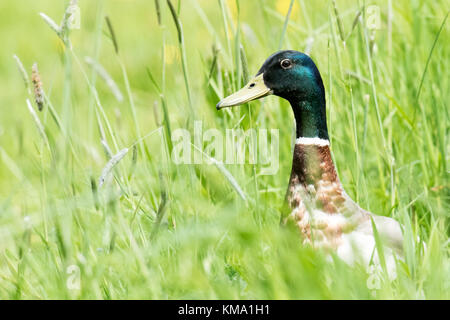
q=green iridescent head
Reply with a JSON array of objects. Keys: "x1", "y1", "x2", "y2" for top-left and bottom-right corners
[{"x1": 217, "y1": 50, "x2": 328, "y2": 140}]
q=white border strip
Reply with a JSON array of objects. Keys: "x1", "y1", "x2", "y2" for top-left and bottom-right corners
[{"x1": 295, "y1": 137, "x2": 330, "y2": 146}]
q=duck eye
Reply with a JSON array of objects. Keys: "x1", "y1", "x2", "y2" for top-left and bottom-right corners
[{"x1": 280, "y1": 59, "x2": 292, "y2": 69}]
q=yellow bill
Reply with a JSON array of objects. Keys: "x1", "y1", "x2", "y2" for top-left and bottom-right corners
[{"x1": 216, "y1": 73, "x2": 272, "y2": 110}]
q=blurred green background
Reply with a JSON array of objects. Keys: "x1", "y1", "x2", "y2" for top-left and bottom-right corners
[{"x1": 0, "y1": 0, "x2": 448, "y2": 299}]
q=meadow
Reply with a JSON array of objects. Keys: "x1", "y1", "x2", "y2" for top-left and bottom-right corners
[{"x1": 0, "y1": 0, "x2": 448, "y2": 299}]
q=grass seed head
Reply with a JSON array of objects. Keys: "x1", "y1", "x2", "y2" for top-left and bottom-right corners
[
  {"x1": 31, "y1": 63, "x2": 44, "y2": 111},
  {"x1": 61, "y1": 0, "x2": 78, "y2": 34},
  {"x1": 39, "y1": 12, "x2": 61, "y2": 37},
  {"x1": 13, "y1": 54, "x2": 31, "y2": 94}
]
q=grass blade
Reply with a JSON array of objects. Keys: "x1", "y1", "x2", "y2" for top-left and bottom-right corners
[
  {"x1": 85, "y1": 56, "x2": 124, "y2": 102},
  {"x1": 99, "y1": 148, "x2": 129, "y2": 187},
  {"x1": 415, "y1": 11, "x2": 448, "y2": 101},
  {"x1": 278, "y1": 0, "x2": 295, "y2": 50},
  {"x1": 105, "y1": 16, "x2": 119, "y2": 54}
]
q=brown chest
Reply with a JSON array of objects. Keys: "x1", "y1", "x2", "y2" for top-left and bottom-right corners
[{"x1": 285, "y1": 143, "x2": 354, "y2": 248}]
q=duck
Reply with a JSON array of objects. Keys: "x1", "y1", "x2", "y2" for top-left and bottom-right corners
[{"x1": 216, "y1": 50, "x2": 403, "y2": 276}]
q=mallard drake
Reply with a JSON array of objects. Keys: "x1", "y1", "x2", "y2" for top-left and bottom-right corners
[{"x1": 217, "y1": 50, "x2": 403, "y2": 275}]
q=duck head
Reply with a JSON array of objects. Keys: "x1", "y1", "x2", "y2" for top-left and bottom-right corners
[{"x1": 216, "y1": 50, "x2": 328, "y2": 140}]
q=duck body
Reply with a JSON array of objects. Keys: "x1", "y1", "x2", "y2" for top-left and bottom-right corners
[
  {"x1": 287, "y1": 137, "x2": 402, "y2": 275},
  {"x1": 217, "y1": 50, "x2": 403, "y2": 274}
]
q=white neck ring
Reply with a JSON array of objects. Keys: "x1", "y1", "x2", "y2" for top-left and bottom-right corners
[{"x1": 295, "y1": 137, "x2": 330, "y2": 146}]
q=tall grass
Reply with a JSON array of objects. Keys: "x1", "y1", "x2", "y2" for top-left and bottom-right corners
[{"x1": 0, "y1": 0, "x2": 448, "y2": 299}]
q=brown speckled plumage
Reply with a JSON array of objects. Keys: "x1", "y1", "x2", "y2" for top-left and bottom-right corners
[{"x1": 284, "y1": 143, "x2": 370, "y2": 249}]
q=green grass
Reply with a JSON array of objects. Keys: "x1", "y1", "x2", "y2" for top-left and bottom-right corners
[{"x1": 0, "y1": 0, "x2": 448, "y2": 299}]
